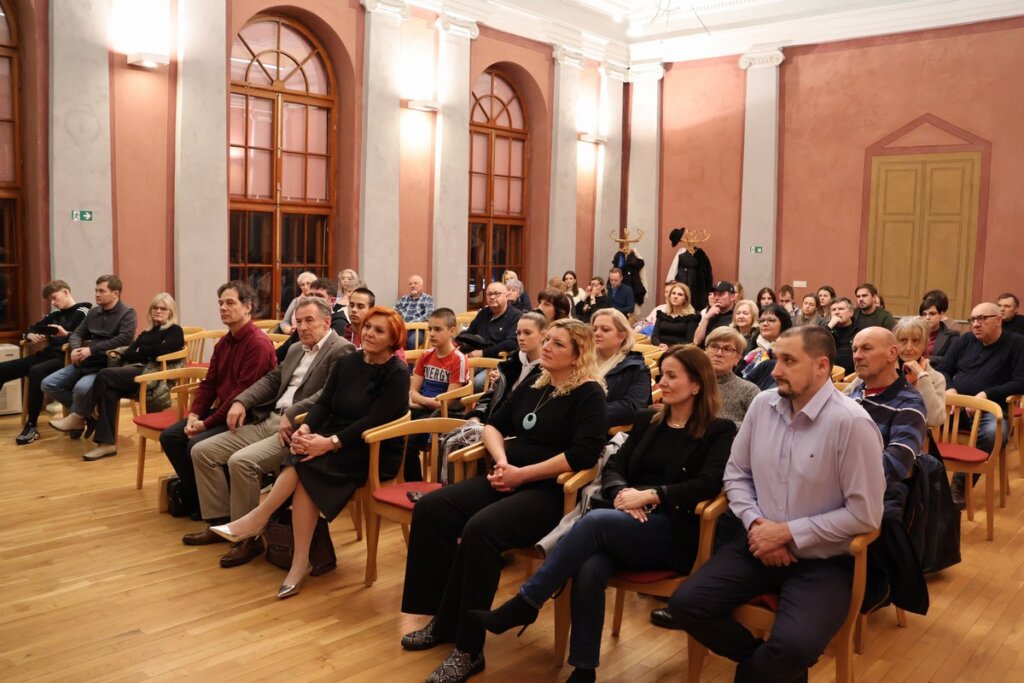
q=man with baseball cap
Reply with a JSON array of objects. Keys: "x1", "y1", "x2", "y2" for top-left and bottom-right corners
[{"x1": 693, "y1": 281, "x2": 738, "y2": 347}]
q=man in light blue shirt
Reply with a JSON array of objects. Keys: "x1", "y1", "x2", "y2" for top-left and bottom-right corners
[{"x1": 668, "y1": 325, "x2": 885, "y2": 683}]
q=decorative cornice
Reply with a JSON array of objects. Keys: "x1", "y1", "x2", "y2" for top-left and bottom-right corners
[
  {"x1": 553, "y1": 45, "x2": 586, "y2": 69},
  {"x1": 600, "y1": 61, "x2": 629, "y2": 82},
  {"x1": 738, "y1": 48, "x2": 785, "y2": 70},
  {"x1": 435, "y1": 13, "x2": 479, "y2": 39},
  {"x1": 626, "y1": 62, "x2": 664, "y2": 82},
  {"x1": 361, "y1": 0, "x2": 410, "y2": 20}
]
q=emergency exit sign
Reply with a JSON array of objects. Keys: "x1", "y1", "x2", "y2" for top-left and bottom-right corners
[
  {"x1": 749, "y1": 245, "x2": 763, "y2": 254},
  {"x1": 71, "y1": 210, "x2": 93, "y2": 222}
]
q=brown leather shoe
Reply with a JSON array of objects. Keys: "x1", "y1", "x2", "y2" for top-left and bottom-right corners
[
  {"x1": 182, "y1": 526, "x2": 230, "y2": 546},
  {"x1": 220, "y1": 536, "x2": 266, "y2": 568}
]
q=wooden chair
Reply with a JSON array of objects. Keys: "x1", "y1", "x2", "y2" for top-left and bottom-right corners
[
  {"x1": 831, "y1": 365, "x2": 847, "y2": 383},
  {"x1": 1008, "y1": 395, "x2": 1023, "y2": 477},
  {"x1": 404, "y1": 349, "x2": 426, "y2": 366},
  {"x1": 633, "y1": 332, "x2": 651, "y2": 344},
  {"x1": 18, "y1": 339, "x2": 33, "y2": 424},
  {"x1": 633, "y1": 343, "x2": 661, "y2": 357},
  {"x1": 686, "y1": 522, "x2": 880, "y2": 683},
  {"x1": 174, "y1": 330, "x2": 226, "y2": 367},
  {"x1": 131, "y1": 366, "x2": 208, "y2": 490},
  {"x1": 267, "y1": 333, "x2": 291, "y2": 349},
  {"x1": 934, "y1": 393, "x2": 1004, "y2": 540},
  {"x1": 362, "y1": 417, "x2": 468, "y2": 586},
  {"x1": 456, "y1": 312, "x2": 477, "y2": 329},
  {"x1": 252, "y1": 319, "x2": 280, "y2": 331},
  {"x1": 468, "y1": 357, "x2": 501, "y2": 393},
  {"x1": 406, "y1": 322, "x2": 430, "y2": 350},
  {"x1": 436, "y1": 382, "x2": 474, "y2": 418},
  {"x1": 180, "y1": 326, "x2": 204, "y2": 336}
]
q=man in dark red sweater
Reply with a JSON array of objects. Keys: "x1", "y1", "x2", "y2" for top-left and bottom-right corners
[{"x1": 160, "y1": 281, "x2": 277, "y2": 518}]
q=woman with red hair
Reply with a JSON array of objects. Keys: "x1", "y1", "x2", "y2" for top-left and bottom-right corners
[{"x1": 212, "y1": 307, "x2": 410, "y2": 598}]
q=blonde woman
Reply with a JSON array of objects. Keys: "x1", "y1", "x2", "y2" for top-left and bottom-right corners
[
  {"x1": 73, "y1": 293, "x2": 184, "y2": 461},
  {"x1": 652, "y1": 282, "x2": 701, "y2": 347},
  {"x1": 280, "y1": 271, "x2": 317, "y2": 334},
  {"x1": 591, "y1": 307, "x2": 652, "y2": 427},
  {"x1": 337, "y1": 268, "x2": 359, "y2": 307},
  {"x1": 893, "y1": 316, "x2": 947, "y2": 426},
  {"x1": 731, "y1": 298, "x2": 759, "y2": 345},
  {"x1": 401, "y1": 319, "x2": 608, "y2": 683}
]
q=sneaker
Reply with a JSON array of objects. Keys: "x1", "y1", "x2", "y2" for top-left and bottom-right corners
[
  {"x1": 15, "y1": 425, "x2": 40, "y2": 445},
  {"x1": 426, "y1": 648, "x2": 485, "y2": 683},
  {"x1": 45, "y1": 401, "x2": 61, "y2": 415},
  {"x1": 50, "y1": 413, "x2": 86, "y2": 433},
  {"x1": 83, "y1": 444, "x2": 118, "y2": 461}
]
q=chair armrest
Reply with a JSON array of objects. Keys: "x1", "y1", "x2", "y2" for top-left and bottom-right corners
[
  {"x1": 134, "y1": 366, "x2": 208, "y2": 384},
  {"x1": 293, "y1": 412, "x2": 307, "y2": 426},
  {"x1": 848, "y1": 528, "x2": 880, "y2": 556},
  {"x1": 156, "y1": 348, "x2": 187, "y2": 363},
  {"x1": 360, "y1": 412, "x2": 412, "y2": 441},
  {"x1": 692, "y1": 493, "x2": 729, "y2": 572},
  {"x1": 460, "y1": 392, "x2": 485, "y2": 409},
  {"x1": 437, "y1": 382, "x2": 474, "y2": 403},
  {"x1": 559, "y1": 465, "x2": 598, "y2": 494},
  {"x1": 448, "y1": 441, "x2": 488, "y2": 464}
]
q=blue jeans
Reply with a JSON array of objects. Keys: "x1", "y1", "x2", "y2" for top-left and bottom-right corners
[
  {"x1": 41, "y1": 364, "x2": 98, "y2": 417},
  {"x1": 519, "y1": 508, "x2": 674, "y2": 669}
]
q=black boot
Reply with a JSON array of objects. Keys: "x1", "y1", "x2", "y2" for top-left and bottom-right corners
[
  {"x1": 565, "y1": 668, "x2": 596, "y2": 683},
  {"x1": 468, "y1": 593, "x2": 539, "y2": 636}
]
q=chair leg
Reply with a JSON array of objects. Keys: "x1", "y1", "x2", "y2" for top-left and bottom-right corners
[
  {"x1": 400, "y1": 523, "x2": 409, "y2": 546},
  {"x1": 986, "y1": 467, "x2": 995, "y2": 541},
  {"x1": 999, "y1": 448, "x2": 1008, "y2": 507},
  {"x1": 896, "y1": 607, "x2": 907, "y2": 627},
  {"x1": 854, "y1": 613, "x2": 866, "y2": 654},
  {"x1": 964, "y1": 474, "x2": 975, "y2": 521},
  {"x1": 611, "y1": 588, "x2": 626, "y2": 637},
  {"x1": 686, "y1": 635, "x2": 708, "y2": 683},
  {"x1": 364, "y1": 510, "x2": 381, "y2": 587},
  {"x1": 136, "y1": 437, "x2": 147, "y2": 490},
  {"x1": 834, "y1": 635, "x2": 854, "y2": 683},
  {"x1": 553, "y1": 583, "x2": 571, "y2": 665},
  {"x1": 349, "y1": 500, "x2": 363, "y2": 540}
]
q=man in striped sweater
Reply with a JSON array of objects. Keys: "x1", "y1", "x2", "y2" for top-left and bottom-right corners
[{"x1": 847, "y1": 327, "x2": 928, "y2": 517}]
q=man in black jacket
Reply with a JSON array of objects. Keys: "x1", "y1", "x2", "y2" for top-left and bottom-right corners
[
  {"x1": 44, "y1": 275, "x2": 137, "y2": 437},
  {"x1": 4, "y1": 280, "x2": 92, "y2": 445}
]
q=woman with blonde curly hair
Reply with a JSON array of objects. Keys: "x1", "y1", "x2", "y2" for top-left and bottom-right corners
[{"x1": 401, "y1": 318, "x2": 608, "y2": 683}]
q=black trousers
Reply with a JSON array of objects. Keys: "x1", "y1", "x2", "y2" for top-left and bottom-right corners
[
  {"x1": 159, "y1": 418, "x2": 230, "y2": 506},
  {"x1": 669, "y1": 536, "x2": 853, "y2": 683},
  {"x1": 0, "y1": 353, "x2": 63, "y2": 425},
  {"x1": 82, "y1": 366, "x2": 145, "y2": 445},
  {"x1": 401, "y1": 475, "x2": 565, "y2": 654}
]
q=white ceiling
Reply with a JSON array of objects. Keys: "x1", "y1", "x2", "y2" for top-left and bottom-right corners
[{"x1": 412, "y1": 0, "x2": 1024, "y2": 67}]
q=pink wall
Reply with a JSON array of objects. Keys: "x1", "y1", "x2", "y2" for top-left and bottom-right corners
[
  {"x1": 471, "y1": 27, "x2": 552, "y2": 297},
  {"x1": 659, "y1": 57, "x2": 746, "y2": 303},
  {"x1": 777, "y1": 17, "x2": 1024, "y2": 306}
]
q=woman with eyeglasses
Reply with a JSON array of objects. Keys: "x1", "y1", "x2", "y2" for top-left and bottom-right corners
[
  {"x1": 68, "y1": 293, "x2": 185, "y2": 461},
  {"x1": 735, "y1": 303, "x2": 793, "y2": 390},
  {"x1": 703, "y1": 326, "x2": 760, "y2": 428}
]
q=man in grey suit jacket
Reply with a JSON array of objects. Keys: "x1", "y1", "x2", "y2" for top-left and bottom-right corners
[{"x1": 183, "y1": 297, "x2": 355, "y2": 567}]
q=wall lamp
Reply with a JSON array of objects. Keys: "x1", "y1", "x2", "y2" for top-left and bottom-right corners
[
  {"x1": 402, "y1": 99, "x2": 442, "y2": 113},
  {"x1": 577, "y1": 132, "x2": 607, "y2": 144}
]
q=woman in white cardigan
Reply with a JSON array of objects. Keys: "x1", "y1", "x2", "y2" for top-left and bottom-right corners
[{"x1": 894, "y1": 316, "x2": 947, "y2": 427}]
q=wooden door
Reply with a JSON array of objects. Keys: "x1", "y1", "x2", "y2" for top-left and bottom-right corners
[{"x1": 866, "y1": 152, "x2": 981, "y2": 319}]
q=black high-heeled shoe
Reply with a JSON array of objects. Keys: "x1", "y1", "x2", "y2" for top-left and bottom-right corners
[{"x1": 467, "y1": 593, "x2": 539, "y2": 636}]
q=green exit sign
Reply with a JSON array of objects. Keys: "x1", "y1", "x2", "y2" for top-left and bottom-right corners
[
  {"x1": 71, "y1": 210, "x2": 94, "y2": 222},
  {"x1": 749, "y1": 245, "x2": 763, "y2": 254}
]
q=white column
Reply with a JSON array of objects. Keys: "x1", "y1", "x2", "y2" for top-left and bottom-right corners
[
  {"x1": 174, "y1": 0, "x2": 229, "y2": 330},
  {"x1": 592, "y1": 62, "x2": 626, "y2": 279},
  {"x1": 431, "y1": 14, "x2": 478, "y2": 310},
  {"x1": 547, "y1": 46, "x2": 583, "y2": 277},
  {"x1": 624, "y1": 64, "x2": 664, "y2": 315},
  {"x1": 50, "y1": 0, "x2": 114, "y2": 296},
  {"x1": 737, "y1": 48, "x2": 785, "y2": 289},
  {"x1": 359, "y1": 0, "x2": 407, "y2": 307}
]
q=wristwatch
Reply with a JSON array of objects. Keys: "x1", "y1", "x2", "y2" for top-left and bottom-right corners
[{"x1": 329, "y1": 435, "x2": 341, "y2": 451}]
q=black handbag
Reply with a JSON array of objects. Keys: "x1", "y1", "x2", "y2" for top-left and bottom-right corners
[
  {"x1": 264, "y1": 507, "x2": 337, "y2": 577},
  {"x1": 166, "y1": 477, "x2": 198, "y2": 518}
]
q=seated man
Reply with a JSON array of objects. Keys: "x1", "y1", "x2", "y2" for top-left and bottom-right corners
[
  {"x1": 668, "y1": 326, "x2": 885, "y2": 682},
  {"x1": 46, "y1": 275, "x2": 137, "y2": 437},
  {"x1": 3, "y1": 280, "x2": 91, "y2": 445},
  {"x1": 919, "y1": 295, "x2": 959, "y2": 368},
  {"x1": 937, "y1": 302, "x2": 1024, "y2": 506},
  {"x1": 342, "y1": 287, "x2": 375, "y2": 347},
  {"x1": 160, "y1": 281, "x2": 277, "y2": 518},
  {"x1": 997, "y1": 292, "x2": 1024, "y2": 337},
  {"x1": 606, "y1": 267, "x2": 635, "y2": 318},
  {"x1": 185, "y1": 296, "x2": 354, "y2": 566},
  {"x1": 692, "y1": 281, "x2": 737, "y2": 347},
  {"x1": 465, "y1": 281, "x2": 521, "y2": 389},
  {"x1": 825, "y1": 297, "x2": 857, "y2": 375},
  {"x1": 846, "y1": 327, "x2": 927, "y2": 517},
  {"x1": 395, "y1": 274, "x2": 434, "y2": 349},
  {"x1": 853, "y1": 282, "x2": 896, "y2": 331},
  {"x1": 275, "y1": 277, "x2": 348, "y2": 361}
]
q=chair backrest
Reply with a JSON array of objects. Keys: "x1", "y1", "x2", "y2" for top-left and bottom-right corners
[
  {"x1": 184, "y1": 329, "x2": 227, "y2": 364},
  {"x1": 133, "y1": 366, "x2": 209, "y2": 414},
  {"x1": 455, "y1": 312, "x2": 476, "y2": 329},
  {"x1": 831, "y1": 365, "x2": 846, "y2": 382},
  {"x1": 252, "y1": 319, "x2": 280, "y2": 331},
  {"x1": 406, "y1": 322, "x2": 430, "y2": 350},
  {"x1": 468, "y1": 356, "x2": 501, "y2": 392},
  {"x1": 936, "y1": 393, "x2": 1003, "y2": 453},
  {"x1": 180, "y1": 326, "x2": 205, "y2": 336},
  {"x1": 267, "y1": 332, "x2": 291, "y2": 348}
]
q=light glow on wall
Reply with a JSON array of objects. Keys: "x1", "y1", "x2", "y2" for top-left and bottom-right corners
[{"x1": 110, "y1": 0, "x2": 171, "y2": 68}]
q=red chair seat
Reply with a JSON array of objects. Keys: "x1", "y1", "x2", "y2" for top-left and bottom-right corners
[
  {"x1": 188, "y1": 361, "x2": 210, "y2": 369},
  {"x1": 612, "y1": 569, "x2": 681, "y2": 584},
  {"x1": 1013, "y1": 407, "x2": 1022, "y2": 418},
  {"x1": 749, "y1": 593, "x2": 779, "y2": 611},
  {"x1": 133, "y1": 410, "x2": 179, "y2": 431},
  {"x1": 937, "y1": 442, "x2": 989, "y2": 463},
  {"x1": 372, "y1": 482, "x2": 442, "y2": 511}
]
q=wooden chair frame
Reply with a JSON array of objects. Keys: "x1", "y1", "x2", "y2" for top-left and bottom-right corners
[
  {"x1": 132, "y1": 366, "x2": 209, "y2": 489},
  {"x1": 1008, "y1": 395, "x2": 1023, "y2": 478},
  {"x1": 406, "y1": 322, "x2": 430, "y2": 350}
]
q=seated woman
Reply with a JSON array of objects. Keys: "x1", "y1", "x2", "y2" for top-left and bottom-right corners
[
  {"x1": 211, "y1": 307, "x2": 410, "y2": 598},
  {"x1": 470, "y1": 346, "x2": 736, "y2": 683},
  {"x1": 704, "y1": 327, "x2": 760, "y2": 429},
  {"x1": 793, "y1": 293, "x2": 824, "y2": 327},
  {"x1": 652, "y1": 282, "x2": 701, "y2": 347},
  {"x1": 755, "y1": 286, "x2": 776, "y2": 312},
  {"x1": 468, "y1": 312, "x2": 547, "y2": 425},
  {"x1": 535, "y1": 289, "x2": 571, "y2": 322},
  {"x1": 574, "y1": 277, "x2": 610, "y2": 323},
  {"x1": 399, "y1": 319, "x2": 607, "y2": 683},
  {"x1": 279, "y1": 271, "x2": 317, "y2": 335},
  {"x1": 591, "y1": 308, "x2": 652, "y2": 428},
  {"x1": 735, "y1": 303, "x2": 793, "y2": 390},
  {"x1": 894, "y1": 316, "x2": 947, "y2": 427},
  {"x1": 816, "y1": 284, "x2": 836, "y2": 318},
  {"x1": 730, "y1": 298, "x2": 758, "y2": 347},
  {"x1": 63, "y1": 292, "x2": 184, "y2": 461}
]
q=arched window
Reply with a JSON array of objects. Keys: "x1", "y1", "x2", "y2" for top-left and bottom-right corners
[
  {"x1": 0, "y1": 0, "x2": 21, "y2": 333},
  {"x1": 468, "y1": 70, "x2": 527, "y2": 309},
  {"x1": 229, "y1": 16, "x2": 335, "y2": 319}
]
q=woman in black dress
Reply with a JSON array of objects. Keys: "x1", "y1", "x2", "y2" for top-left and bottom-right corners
[
  {"x1": 652, "y1": 282, "x2": 701, "y2": 347},
  {"x1": 471, "y1": 345, "x2": 736, "y2": 683},
  {"x1": 212, "y1": 307, "x2": 410, "y2": 598},
  {"x1": 574, "y1": 277, "x2": 611, "y2": 323},
  {"x1": 400, "y1": 318, "x2": 608, "y2": 683}
]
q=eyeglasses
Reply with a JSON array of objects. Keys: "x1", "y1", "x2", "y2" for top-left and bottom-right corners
[
  {"x1": 759, "y1": 317, "x2": 779, "y2": 324},
  {"x1": 969, "y1": 314, "x2": 999, "y2": 324},
  {"x1": 151, "y1": 306, "x2": 170, "y2": 312},
  {"x1": 706, "y1": 343, "x2": 737, "y2": 355},
  {"x1": 485, "y1": 291, "x2": 504, "y2": 299}
]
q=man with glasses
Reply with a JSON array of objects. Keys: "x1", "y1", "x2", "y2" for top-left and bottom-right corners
[
  {"x1": 937, "y1": 302, "x2": 1024, "y2": 507},
  {"x1": 465, "y1": 281, "x2": 522, "y2": 390},
  {"x1": 997, "y1": 292, "x2": 1024, "y2": 337}
]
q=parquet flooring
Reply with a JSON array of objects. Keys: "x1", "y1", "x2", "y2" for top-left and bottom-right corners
[{"x1": 1, "y1": 408, "x2": 1022, "y2": 682}]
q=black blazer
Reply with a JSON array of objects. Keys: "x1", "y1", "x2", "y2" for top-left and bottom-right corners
[{"x1": 601, "y1": 409, "x2": 736, "y2": 571}]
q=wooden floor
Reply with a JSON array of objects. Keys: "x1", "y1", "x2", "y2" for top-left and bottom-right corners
[{"x1": 1, "y1": 408, "x2": 1022, "y2": 683}]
